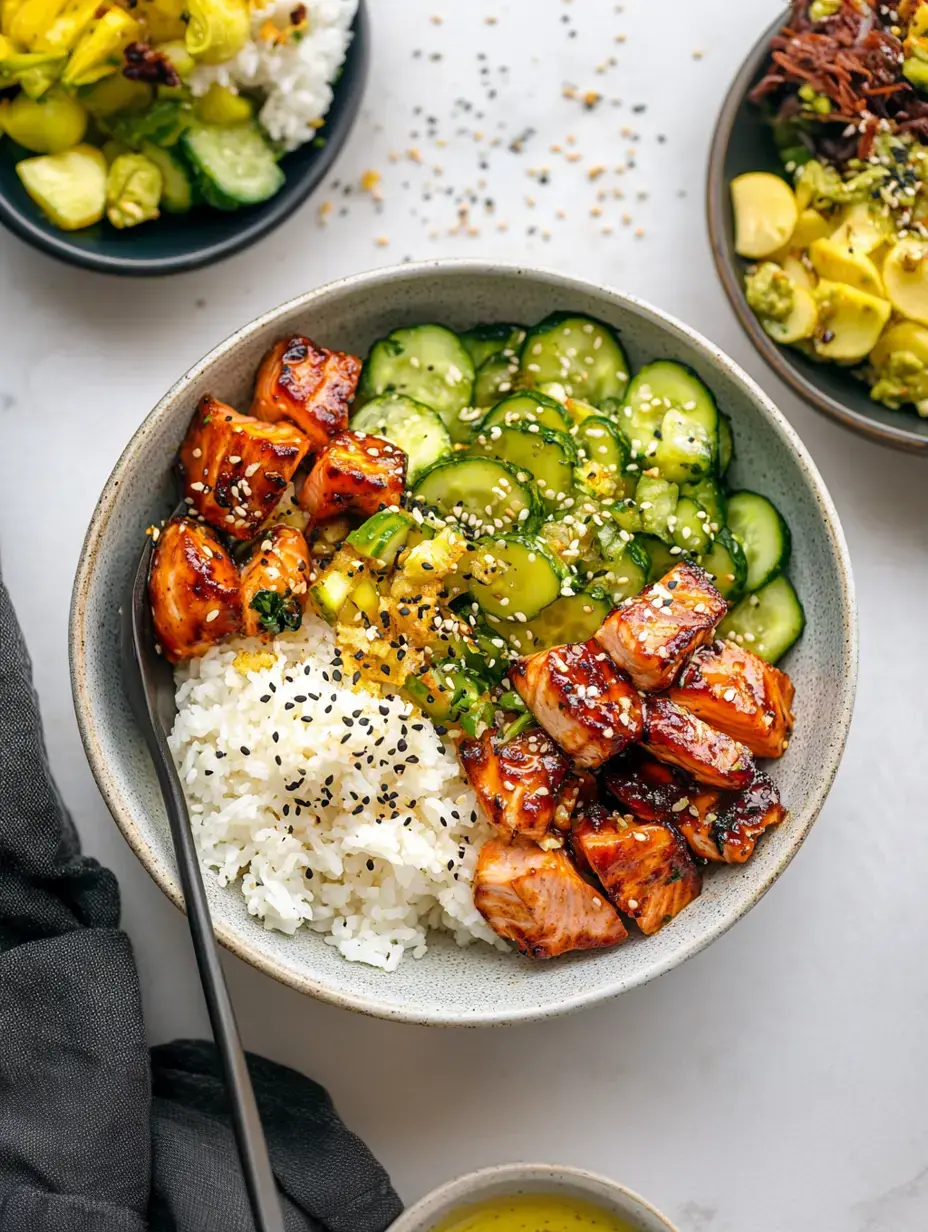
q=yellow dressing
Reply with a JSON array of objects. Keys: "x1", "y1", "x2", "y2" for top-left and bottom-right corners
[{"x1": 431, "y1": 1194, "x2": 640, "y2": 1232}]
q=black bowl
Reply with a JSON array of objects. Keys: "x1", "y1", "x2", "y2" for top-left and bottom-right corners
[
  {"x1": 0, "y1": 1, "x2": 368, "y2": 277},
  {"x1": 707, "y1": 11, "x2": 928, "y2": 455}
]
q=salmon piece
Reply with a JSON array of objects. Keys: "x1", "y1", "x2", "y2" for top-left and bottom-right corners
[
  {"x1": 602, "y1": 748, "x2": 694, "y2": 824},
  {"x1": 668, "y1": 640, "x2": 795, "y2": 759},
  {"x1": 509, "y1": 639, "x2": 643, "y2": 769},
  {"x1": 474, "y1": 838, "x2": 628, "y2": 958},
  {"x1": 572, "y1": 806, "x2": 702, "y2": 935},
  {"x1": 251, "y1": 335, "x2": 361, "y2": 451},
  {"x1": 149, "y1": 518, "x2": 241, "y2": 663},
  {"x1": 595, "y1": 562, "x2": 727, "y2": 691},
  {"x1": 644, "y1": 697, "x2": 755, "y2": 790},
  {"x1": 677, "y1": 774, "x2": 785, "y2": 864},
  {"x1": 298, "y1": 430, "x2": 406, "y2": 524},
  {"x1": 459, "y1": 728, "x2": 571, "y2": 842},
  {"x1": 178, "y1": 397, "x2": 310, "y2": 540},
  {"x1": 240, "y1": 525, "x2": 312, "y2": 640}
]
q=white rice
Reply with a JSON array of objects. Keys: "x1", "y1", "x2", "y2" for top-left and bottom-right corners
[
  {"x1": 189, "y1": 0, "x2": 358, "y2": 153},
  {"x1": 169, "y1": 613, "x2": 503, "y2": 971}
]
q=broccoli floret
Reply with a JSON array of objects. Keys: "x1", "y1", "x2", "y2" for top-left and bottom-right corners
[{"x1": 745, "y1": 263, "x2": 795, "y2": 324}]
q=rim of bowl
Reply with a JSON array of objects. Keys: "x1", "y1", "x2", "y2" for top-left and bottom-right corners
[
  {"x1": 0, "y1": 2, "x2": 369, "y2": 277},
  {"x1": 706, "y1": 10, "x2": 928, "y2": 455},
  {"x1": 385, "y1": 1163, "x2": 680, "y2": 1232},
  {"x1": 69, "y1": 258, "x2": 859, "y2": 1026}
]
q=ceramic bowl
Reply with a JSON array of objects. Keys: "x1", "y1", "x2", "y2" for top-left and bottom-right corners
[
  {"x1": 386, "y1": 1163, "x2": 678, "y2": 1232},
  {"x1": 70, "y1": 260, "x2": 858, "y2": 1026},
  {"x1": 0, "y1": 2, "x2": 368, "y2": 277},
  {"x1": 707, "y1": 11, "x2": 928, "y2": 454}
]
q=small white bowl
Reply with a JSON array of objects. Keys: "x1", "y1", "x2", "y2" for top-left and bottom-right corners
[{"x1": 387, "y1": 1163, "x2": 678, "y2": 1232}]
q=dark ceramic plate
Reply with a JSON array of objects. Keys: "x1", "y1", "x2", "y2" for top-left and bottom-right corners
[
  {"x1": 0, "y1": 0, "x2": 368, "y2": 277},
  {"x1": 707, "y1": 11, "x2": 928, "y2": 455}
]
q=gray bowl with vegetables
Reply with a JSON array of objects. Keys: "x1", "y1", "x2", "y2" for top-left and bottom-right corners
[
  {"x1": 71, "y1": 261, "x2": 857, "y2": 1025},
  {"x1": 0, "y1": 0, "x2": 368, "y2": 275}
]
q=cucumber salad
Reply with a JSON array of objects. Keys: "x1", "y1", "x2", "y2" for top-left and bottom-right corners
[
  {"x1": 0, "y1": 0, "x2": 356, "y2": 233},
  {"x1": 349, "y1": 313, "x2": 805, "y2": 671}
]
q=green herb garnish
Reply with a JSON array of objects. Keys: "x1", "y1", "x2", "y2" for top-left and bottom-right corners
[{"x1": 249, "y1": 589, "x2": 302, "y2": 635}]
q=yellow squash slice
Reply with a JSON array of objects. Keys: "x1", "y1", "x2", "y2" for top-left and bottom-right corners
[
  {"x1": 809, "y1": 237, "x2": 885, "y2": 297},
  {"x1": 732, "y1": 172, "x2": 798, "y2": 260},
  {"x1": 813, "y1": 279, "x2": 891, "y2": 361},
  {"x1": 883, "y1": 238, "x2": 928, "y2": 326}
]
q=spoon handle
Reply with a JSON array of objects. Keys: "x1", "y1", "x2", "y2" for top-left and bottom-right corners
[{"x1": 147, "y1": 737, "x2": 287, "y2": 1232}]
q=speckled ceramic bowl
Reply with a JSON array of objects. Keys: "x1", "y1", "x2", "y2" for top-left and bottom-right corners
[
  {"x1": 386, "y1": 1163, "x2": 678, "y2": 1232},
  {"x1": 70, "y1": 260, "x2": 858, "y2": 1026}
]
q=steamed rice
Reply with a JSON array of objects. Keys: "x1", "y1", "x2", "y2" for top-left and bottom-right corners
[
  {"x1": 189, "y1": 0, "x2": 358, "y2": 153},
  {"x1": 169, "y1": 612, "x2": 504, "y2": 971}
]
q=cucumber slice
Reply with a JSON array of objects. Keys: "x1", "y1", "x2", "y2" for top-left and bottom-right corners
[
  {"x1": 180, "y1": 121, "x2": 284, "y2": 208},
  {"x1": 719, "y1": 575, "x2": 805, "y2": 664},
  {"x1": 480, "y1": 391, "x2": 571, "y2": 434},
  {"x1": 726, "y1": 490, "x2": 791, "y2": 592},
  {"x1": 681, "y1": 476, "x2": 727, "y2": 529},
  {"x1": 412, "y1": 457, "x2": 541, "y2": 534},
  {"x1": 469, "y1": 422, "x2": 578, "y2": 514},
  {"x1": 612, "y1": 498, "x2": 643, "y2": 535},
  {"x1": 698, "y1": 527, "x2": 748, "y2": 601},
  {"x1": 459, "y1": 323, "x2": 526, "y2": 369},
  {"x1": 718, "y1": 412, "x2": 734, "y2": 476},
  {"x1": 519, "y1": 312, "x2": 630, "y2": 404},
  {"x1": 573, "y1": 415, "x2": 634, "y2": 500},
  {"x1": 672, "y1": 496, "x2": 712, "y2": 553},
  {"x1": 346, "y1": 509, "x2": 415, "y2": 567},
  {"x1": 358, "y1": 325, "x2": 476, "y2": 443},
  {"x1": 620, "y1": 361, "x2": 719, "y2": 467},
  {"x1": 486, "y1": 587, "x2": 612, "y2": 654},
  {"x1": 470, "y1": 534, "x2": 565, "y2": 620},
  {"x1": 654, "y1": 408, "x2": 715, "y2": 483},
  {"x1": 635, "y1": 474, "x2": 679, "y2": 543},
  {"x1": 140, "y1": 141, "x2": 193, "y2": 213},
  {"x1": 473, "y1": 353, "x2": 520, "y2": 408},
  {"x1": 596, "y1": 538, "x2": 650, "y2": 605},
  {"x1": 350, "y1": 394, "x2": 452, "y2": 483},
  {"x1": 638, "y1": 535, "x2": 685, "y2": 584}
]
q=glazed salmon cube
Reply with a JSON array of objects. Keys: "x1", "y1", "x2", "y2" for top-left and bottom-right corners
[
  {"x1": 571, "y1": 806, "x2": 701, "y2": 936},
  {"x1": 509, "y1": 639, "x2": 644, "y2": 769},
  {"x1": 474, "y1": 838, "x2": 628, "y2": 958},
  {"x1": 644, "y1": 697, "x2": 755, "y2": 790},
  {"x1": 676, "y1": 774, "x2": 785, "y2": 864},
  {"x1": 299, "y1": 430, "x2": 406, "y2": 524},
  {"x1": 601, "y1": 747, "x2": 694, "y2": 823},
  {"x1": 251, "y1": 335, "x2": 361, "y2": 452},
  {"x1": 240, "y1": 525, "x2": 312, "y2": 640},
  {"x1": 595, "y1": 562, "x2": 727, "y2": 692},
  {"x1": 178, "y1": 397, "x2": 310, "y2": 540},
  {"x1": 459, "y1": 728, "x2": 571, "y2": 842},
  {"x1": 669, "y1": 639, "x2": 795, "y2": 759},
  {"x1": 149, "y1": 518, "x2": 241, "y2": 663}
]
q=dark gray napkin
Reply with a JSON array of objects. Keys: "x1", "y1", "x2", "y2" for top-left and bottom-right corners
[{"x1": 0, "y1": 572, "x2": 403, "y2": 1232}]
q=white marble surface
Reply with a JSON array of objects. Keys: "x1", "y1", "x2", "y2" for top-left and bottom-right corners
[{"x1": 2, "y1": 1, "x2": 928, "y2": 1229}]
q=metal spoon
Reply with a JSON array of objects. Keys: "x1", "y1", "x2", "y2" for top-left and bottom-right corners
[{"x1": 122, "y1": 524, "x2": 286, "y2": 1232}]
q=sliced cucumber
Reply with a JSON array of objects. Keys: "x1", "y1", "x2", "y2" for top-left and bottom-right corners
[
  {"x1": 469, "y1": 422, "x2": 578, "y2": 514},
  {"x1": 519, "y1": 312, "x2": 630, "y2": 404},
  {"x1": 350, "y1": 393, "x2": 452, "y2": 483},
  {"x1": 726, "y1": 490, "x2": 791, "y2": 592},
  {"x1": 573, "y1": 415, "x2": 634, "y2": 500},
  {"x1": 358, "y1": 325, "x2": 477, "y2": 443},
  {"x1": 719, "y1": 575, "x2": 805, "y2": 664},
  {"x1": 635, "y1": 473, "x2": 679, "y2": 543},
  {"x1": 672, "y1": 496, "x2": 712, "y2": 553},
  {"x1": 699, "y1": 527, "x2": 748, "y2": 601},
  {"x1": 180, "y1": 121, "x2": 284, "y2": 208},
  {"x1": 412, "y1": 457, "x2": 540, "y2": 534},
  {"x1": 459, "y1": 323, "x2": 526, "y2": 369},
  {"x1": 473, "y1": 352, "x2": 520, "y2": 408},
  {"x1": 638, "y1": 535, "x2": 685, "y2": 585},
  {"x1": 612, "y1": 497, "x2": 643, "y2": 535},
  {"x1": 597, "y1": 539, "x2": 650, "y2": 605},
  {"x1": 470, "y1": 534, "x2": 565, "y2": 620},
  {"x1": 346, "y1": 509, "x2": 415, "y2": 567},
  {"x1": 718, "y1": 412, "x2": 734, "y2": 476},
  {"x1": 654, "y1": 408, "x2": 715, "y2": 483},
  {"x1": 620, "y1": 361, "x2": 719, "y2": 468},
  {"x1": 681, "y1": 476, "x2": 727, "y2": 530},
  {"x1": 140, "y1": 141, "x2": 193, "y2": 213},
  {"x1": 486, "y1": 587, "x2": 612, "y2": 654},
  {"x1": 479, "y1": 390, "x2": 571, "y2": 434}
]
